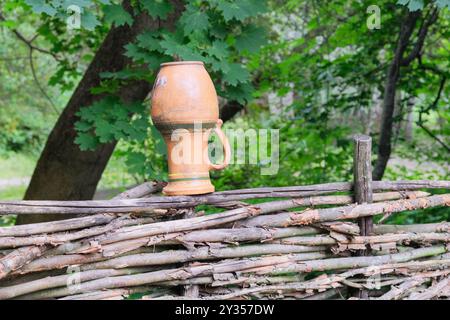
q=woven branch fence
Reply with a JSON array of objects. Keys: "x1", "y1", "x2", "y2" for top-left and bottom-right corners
[{"x1": 0, "y1": 135, "x2": 449, "y2": 300}]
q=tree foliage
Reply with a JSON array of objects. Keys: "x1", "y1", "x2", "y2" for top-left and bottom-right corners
[{"x1": 0, "y1": 0, "x2": 448, "y2": 223}]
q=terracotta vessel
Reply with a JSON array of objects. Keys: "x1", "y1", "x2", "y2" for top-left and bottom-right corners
[{"x1": 151, "y1": 61, "x2": 231, "y2": 196}]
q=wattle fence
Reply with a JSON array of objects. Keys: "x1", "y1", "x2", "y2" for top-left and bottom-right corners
[{"x1": 0, "y1": 135, "x2": 449, "y2": 300}]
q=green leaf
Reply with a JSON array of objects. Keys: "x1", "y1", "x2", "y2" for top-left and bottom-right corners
[
  {"x1": 124, "y1": 43, "x2": 149, "y2": 62},
  {"x1": 74, "y1": 121, "x2": 92, "y2": 132},
  {"x1": 95, "y1": 119, "x2": 116, "y2": 143},
  {"x1": 222, "y1": 63, "x2": 250, "y2": 86},
  {"x1": 214, "y1": 0, "x2": 267, "y2": 22},
  {"x1": 126, "y1": 152, "x2": 147, "y2": 174},
  {"x1": 221, "y1": 82, "x2": 253, "y2": 104},
  {"x1": 141, "y1": 0, "x2": 173, "y2": 19},
  {"x1": 235, "y1": 25, "x2": 266, "y2": 53},
  {"x1": 209, "y1": 40, "x2": 229, "y2": 59},
  {"x1": 25, "y1": 0, "x2": 57, "y2": 16},
  {"x1": 104, "y1": 4, "x2": 133, "y2": 26},
  {"x1": 434, "y1": 0, "x2": 450, "y2": 9},
  {"x1": 397, "y1": 0, "x2": 424, "y2": 11},
  {"x1": 179, "y1": 5, "x2": 210, "y2": 34},
  {"x1": 61, "y1": 0, "x2": 92, "y2": 8},
  {"x1": 136, "y1": 32, "x2": 163, "y2": 52},
  {"x1": 75, "y1": 133, "x2": 98, "y2": 151},
  {"x1": 159, "y1": 33, "x2": 204, "y2": 60},
  {"x1": 81, "y1": 11, "x2": 100, "y2": 31}
]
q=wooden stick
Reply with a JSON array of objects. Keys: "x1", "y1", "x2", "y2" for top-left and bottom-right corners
[
  {"x1": 374, "y1": 222, "x2": 450, "y2": 234},
  {"x1": 111, "y1": 181, "x2": 165, "y2": 200},
  {"x1": 181, "y1": 208, "x2": 199, "y2": 298},
  {"x1": 3, "y1": 192, "x2": 421, "y2": 250},
  {"x1": 0, "y1": 214, "x2": 115, "y2": 237},
  {"x1": 0, "y1": 267, "x2": 154, "y2": 300},
  {"x1": 270, "y1": 232, "x2": 450, "y2": 246},
  {"x1": 0, "y1": 217, "x2": 156, "y2": 249},
  {"x1": 1, "y1": 180, "x2": 448, "y2": 215},
  {"x1": 285, "y1": 194, "x2": 450, "y2": 225},
  {"x1": 353, "y1": 135, "x2": 373, "y2": 254},
  {"x1": 84, "y1": 226, "x2": 320, "y2": 257},
  {"x1": 408, "y1": 274, "x2": 450, "y2": 300},
  {"x1": 236, "y1": 194, "x2": 449, "y2": 228},
  {"x1": 17, "y1": 244, "x2": 327, "y2": 275},
  {"x1": 70, "y1": 198, "x2": 312, "y2": 250},
  {"x1": 243, "y1": 246, "x2": 447, "y2": 275},
  {"x1": 0, "y1": 185, "x2": 152, "y2": 280},
  {"x1": 378, "y1": 278, "x2": 429, "y2": 300},
  {"x1": 67, "y1": 193, "x2": 448, "y2": 255},
  {"x1": 16, "y1": 246, "x2": 446, "y2": 297},
  {"x1": 0, "y1": 246, "x2": 47, "y2": 280}
]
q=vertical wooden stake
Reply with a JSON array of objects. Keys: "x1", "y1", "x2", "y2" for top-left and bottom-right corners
[
  {"x1": 182, "y1": 208, "x2": 200, "y2": 298},
  {"x1": 353, "y1": 134, "x2": 374, "y2": 241},
  {"x1": 353, "y1": 134, "x2": 373, "y2": 299}
]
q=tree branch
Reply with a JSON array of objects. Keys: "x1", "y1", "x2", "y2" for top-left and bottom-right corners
[
  {"x1": 28, "y1": 50, "x2": 59, "y2": 114},
  {"x1": 0, "y1": 11, "x2": 61, "y2": 62},
  {"x1": 401, "y1": 7, "x2": 439, "y2": 67}
]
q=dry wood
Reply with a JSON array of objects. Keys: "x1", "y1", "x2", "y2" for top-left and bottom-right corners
[
  {"x1": 242, "y1": 246, "x2": 447, "y2": 275},
  {"x1": 68, "y1": 198, "x2": 312, "y2": 252},
  {"x1": 378, "y1": 278, "x2": 429, "y2": 300},
  {"x1": 0, "y1": 214, "x2": 115, "y2": 237},
  {"x1": 0, "y1": 267, "x2": 154, "y2": 300},
  {"x1": 80, "y1": 244, "x2": 327, "y2": 271},
  {"x1": 180, "y1": 208, "x2": 199, "y2": 298},
  {"x1": 270, "y1": 232, "x2": 450, "y2": 247},
  {"x1": 285, "y1": 194, "x2": 450, "y2": 225},
  {"x1": 0, "y1": 182, "x2": 354, "y2": 215},
  {"x1": 236, "y1": 194, "x2": 449, "y2": 229},
  {"x1": 83, "y1": 226, "x2": 319, "y2": 257},
  {"x1": 353, "y1": 135, "x2": 373, "y2": 291},
  {"x1": 14, "y1": 253, "x2": 330, "y2": 296},
  {"x1": 1, "y1": 180, "x2": 447, "y2": 216},
  {"x1": 372, "y1": 180, "x2": 450, "y2": 191},
  {"x1": 16, "y1": 246, "x2": 444, "y2": 297},
  {"x1": 0, "y1": 185, "x2": 159, "y2": 278},
  {"x1": 408, "y1": 275, "x2": 450, "y2": 300},
  {"x1": 12, "y1": 247, "x2": 168, "y2": 275},
  {"x1": 111, "y1": 181, "x2": 165, "y2": 200},
  {"x1": 61, "y1": 289, "x2": 131, "y2": 300},
  {"x1": 0, "y1": 246, "x2": 47, "y2": 280},
  {"x1": 373, "y1": 222, "x2": 450, "y2": 234},
  {"x1": 0, "y1": 179, "x2": 449, "y2": 300},
  {"x1": 4, "y1": 191, "x2": 418, "y2": 252},
  {"x1": 0, "y1": 217, "x2": 156, "y2": 249},
  {"x1": 61, "y1": 287, "x2": 173, "y2": 300}
]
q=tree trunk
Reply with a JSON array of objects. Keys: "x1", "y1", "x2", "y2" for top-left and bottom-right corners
[
  {"x1": 17, "y1": 0, "x2": 185, "y2": 224},
  {"x1": 373, "y1": 7, "x2": 438, "y2": 180},
  {"x1": 373, "y1": 10, "x2": 420, "y2": 180},
  {"x1": 404, "y1": 96, "x2": 414, "y2": 142}
]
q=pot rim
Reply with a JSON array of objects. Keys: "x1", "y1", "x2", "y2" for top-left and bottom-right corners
[{"x1": 160, "y1": 61, "x2": 204, "y2": 67}]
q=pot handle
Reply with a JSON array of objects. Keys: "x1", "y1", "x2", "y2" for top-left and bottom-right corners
[{"x1": 208, "y1": 119, "x2": 231, "y2": 171}]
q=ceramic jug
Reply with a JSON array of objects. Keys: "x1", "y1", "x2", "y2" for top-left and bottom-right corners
[{"x1": 151, "y1": 61, "x2": 231, "y2": 196}]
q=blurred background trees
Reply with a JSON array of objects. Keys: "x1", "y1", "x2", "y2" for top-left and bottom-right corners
[{"x1": 0, "y1": 0, "x2": 448, "y2": 225}]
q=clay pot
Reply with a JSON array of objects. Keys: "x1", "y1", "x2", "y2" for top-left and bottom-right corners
[{"x1": 151, "y1": 61, "x2": 231, "y2": 196}]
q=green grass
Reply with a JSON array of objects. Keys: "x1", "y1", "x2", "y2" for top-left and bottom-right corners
[
  {"x1": 0, "y1": 154, "x2": 37, "y2": 179},
  {"x1": 97, "y1": 151, "x2": 137, "y2": 190},
  {"x1": 0, "y1": 185, "x2": 26, "y2": 200}
]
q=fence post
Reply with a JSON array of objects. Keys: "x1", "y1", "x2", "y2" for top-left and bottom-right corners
[
  {"x1": 353, "y1": 134, "x2": 374, "y2": 240},
  {"x1": 353, "y1": 134, "x2": 373, "y2": 299},
  {"x1": 182, "y1": 209, "x2": 200, "y2": 298}
]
